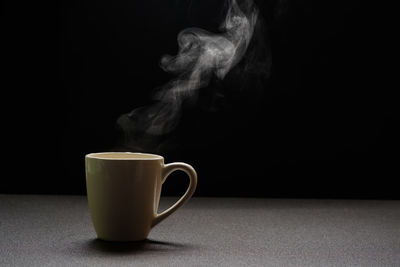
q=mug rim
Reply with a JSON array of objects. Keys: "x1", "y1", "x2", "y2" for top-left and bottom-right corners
[{"x1": 86, "y1": 152, "x2": 164, "y2": 160}]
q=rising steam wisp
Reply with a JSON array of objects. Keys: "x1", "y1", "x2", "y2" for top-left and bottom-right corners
[{"x1": 117, "y1": 0, "x2": 260, "y2": 151}]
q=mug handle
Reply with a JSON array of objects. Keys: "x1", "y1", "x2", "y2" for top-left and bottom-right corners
[{"x1": 152, "y1": 162, "x2": 198, "y2": 227}]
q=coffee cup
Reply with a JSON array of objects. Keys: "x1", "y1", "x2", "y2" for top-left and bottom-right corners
[{"x1": 85, "y1": 152, "x2": 197, "y2": 241}]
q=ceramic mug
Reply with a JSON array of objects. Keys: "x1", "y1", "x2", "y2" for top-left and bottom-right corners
[{"x1": 85, "y1": 152, "x2": 197, "y2": 241}]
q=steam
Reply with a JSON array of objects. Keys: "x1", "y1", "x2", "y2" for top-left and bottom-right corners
[{"x1": 117, "y1": 0, "x2": 260, "y2": 151}]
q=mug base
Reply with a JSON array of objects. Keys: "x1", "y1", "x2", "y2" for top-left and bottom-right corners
[
  {"x1": 97, "y1": 237, "x2": 147, "y2": 242},
  {"x1": 97, "y1": 236, "x2": 148, "y2": 242}
]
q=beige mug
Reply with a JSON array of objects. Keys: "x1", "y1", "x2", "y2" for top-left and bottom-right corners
[{"x1": 85, "y1": 152, "x2": 197, "y2": 241}]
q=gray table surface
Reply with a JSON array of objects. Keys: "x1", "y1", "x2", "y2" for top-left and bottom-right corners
[{"x1": 1, "y1": 195, "x2": 399, "y2": 267}]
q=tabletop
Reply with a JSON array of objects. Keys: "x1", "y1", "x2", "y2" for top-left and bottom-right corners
[{"x1": 1, "y1": 195, "x2": 399, "y2": 266}]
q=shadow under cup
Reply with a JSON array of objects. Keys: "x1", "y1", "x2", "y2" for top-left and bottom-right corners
[{"x1": 85, "y1": 152, "x2": 197, "y2": 242}]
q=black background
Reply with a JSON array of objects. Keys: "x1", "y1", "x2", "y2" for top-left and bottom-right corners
[{"x1": 4, "y1": 0, "x2": 398, "y2": 198}]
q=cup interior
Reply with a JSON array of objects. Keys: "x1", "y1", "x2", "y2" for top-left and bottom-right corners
[{"x1": 86, "y1": 152, "x2": 163, "y2": 160}]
